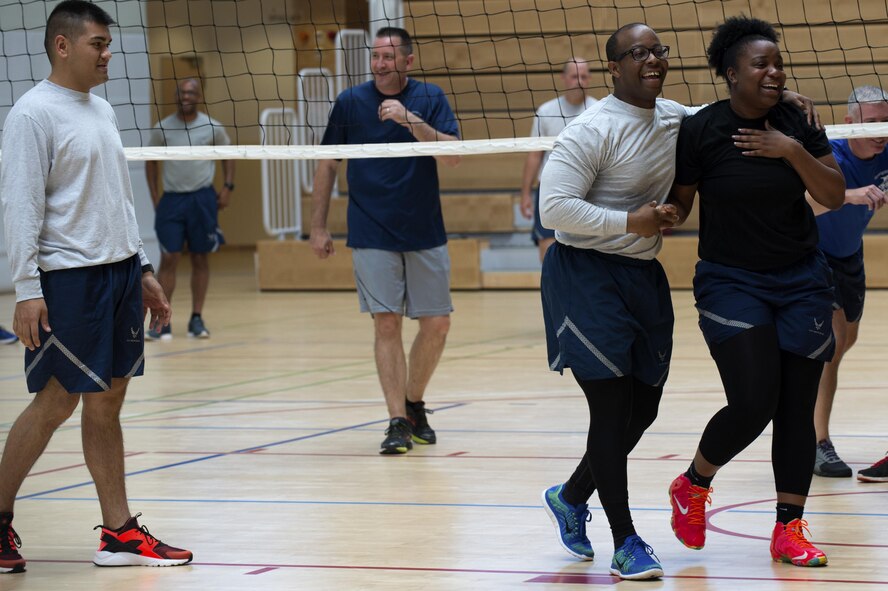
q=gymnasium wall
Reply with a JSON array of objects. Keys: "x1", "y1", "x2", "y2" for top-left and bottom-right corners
[{"x1": 128, "y1": 0, "x2": 888, "y2": 247}]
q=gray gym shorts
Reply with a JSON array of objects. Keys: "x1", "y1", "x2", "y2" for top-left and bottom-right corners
[{"x1": 351, "y1": 245, "x2": 453, "y2": 318}]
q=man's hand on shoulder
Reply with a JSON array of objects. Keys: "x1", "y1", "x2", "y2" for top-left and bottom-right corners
[{"x1": 781, "y1": 90, "x2": 822, "y2": 129}]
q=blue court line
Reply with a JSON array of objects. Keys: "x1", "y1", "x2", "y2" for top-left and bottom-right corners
[
  {"x1": 24, "y1": 496, "x2": 888, "y2": 518},
  {"x1": 16, "y1": 402, "x2": 467, "y2": 501}
]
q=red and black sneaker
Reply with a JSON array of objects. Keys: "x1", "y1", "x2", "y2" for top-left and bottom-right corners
[
  {"x1": 93, "y1": 513, "x2": 192, "y2": 567},
  {"x1": 0, "y1": 512, "x2": 25, "y2": 574}
]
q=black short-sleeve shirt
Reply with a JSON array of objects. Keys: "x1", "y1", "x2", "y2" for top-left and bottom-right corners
[{"x1": 674, "y1": 100, "x2": 832, "y2": 271}]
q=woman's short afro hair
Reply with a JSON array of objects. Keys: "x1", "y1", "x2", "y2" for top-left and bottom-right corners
[{"x1": 707, "y1": 16, "x2": 779, "y2": 82}]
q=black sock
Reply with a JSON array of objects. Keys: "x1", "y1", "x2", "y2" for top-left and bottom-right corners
[
  {"x1": 191, "y1": 313, "x2": 201, "y2": 320},
  {"x1": 685, "y1": 462, "x2": 714, "y2": 488},
  {"x1": 776, "y1": 502, "x2": 804, "y2": 525},
  {"x1": 561, "y1": 482, "x2": 586, "y2": 507}
]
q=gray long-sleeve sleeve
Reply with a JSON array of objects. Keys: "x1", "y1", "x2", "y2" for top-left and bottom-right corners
[
  {"x1": 0, "y1": 81, "x2": 147, "y2": 301},
  {"x1": 539, "y1": 95, "x2": 693, "y2": 260}
]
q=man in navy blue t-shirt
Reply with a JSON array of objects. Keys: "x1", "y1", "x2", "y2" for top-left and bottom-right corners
[
  {"x1": 310, "y1": 27, "x2": 460, "y2": 454},
  {"x1": 808, "y1": 85, "x2": 888, "y2": 478}
]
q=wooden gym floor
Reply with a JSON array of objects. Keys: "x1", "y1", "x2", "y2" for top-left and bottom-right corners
[{"x1": 0, "y1": 250, "x2": 885, "y2": 590}]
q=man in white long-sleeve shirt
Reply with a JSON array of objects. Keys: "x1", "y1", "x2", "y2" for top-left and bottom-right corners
[{"x1": 0, "y1": 0, "x2": 190, "y2": 574}]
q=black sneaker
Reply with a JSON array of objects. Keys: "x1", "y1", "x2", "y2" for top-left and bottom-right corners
[
  {"x1": 380, "y1": 417, "x2": 413, "y2": 455},
  {"x1": 406, "y1": 400, "x2": 436, "y2": 445},
  {"x1": 858, "y1": 453, "x2": 888, "y2": 483},
  {"x1": 814, "y1": 439, "x2": 852, "y2": 477},
  {"x1": 0, "y1": 512, "x2": 25, "y2": 574}
]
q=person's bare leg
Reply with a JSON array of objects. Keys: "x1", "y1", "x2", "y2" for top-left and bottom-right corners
[
  {"x1": 690, "y1": 449, "x2": 720, "y2": 478},
  {"x1": 374, "y1": 313, "x2": 407, "y2": 418},
  {"x1": 156, "y1": 251, "x2": 181, "y2": 303},
  {"x1": 0, "y1": 378, "x2": 79, "y2": 512},
  {"x1": 814, "y1": 310, "x2": 856, "y2": 442},
  {"x1": 81, "y1": 378, "x2": 130, "y2": 529},
  {"x1": 189, "y1": 252, "x2": 209, "y2": 315},
  {"x1": 405, "y1": 315, "x2": 450, "y2": 403}
]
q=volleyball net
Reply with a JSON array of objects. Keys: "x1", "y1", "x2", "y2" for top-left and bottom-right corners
[{"x1": 2, "y1": 0, "x2": 888, "y2": 163}]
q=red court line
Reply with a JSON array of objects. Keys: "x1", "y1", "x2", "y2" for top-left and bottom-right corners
[
  {"x1": 26, "y1": 452, "x2": 145, "y2": 478},
  {"x1": 526, "y1": 574, "x2": 618, "y2": 585},
  {"x1": 24, "y1": 559, "x2": 888, "y2": 585},
  {"x1": 245, "y1": 567, "x2": 278, "y2": 575},
  {"x1": 31, "y1": 449, "x2": 788, "y2": 464}
]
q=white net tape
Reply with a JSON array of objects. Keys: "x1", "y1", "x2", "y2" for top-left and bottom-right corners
[{"x1": 0, "y1": 123, "x2": 885, "y2": 163}]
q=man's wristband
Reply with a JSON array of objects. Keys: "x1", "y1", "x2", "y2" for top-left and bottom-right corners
[
  {"x1": 141, "y1": 263, "x2": 155, "y2": 275},
  {"x1": 223, "y1": 182, "x2": 235, "y2": 190}
]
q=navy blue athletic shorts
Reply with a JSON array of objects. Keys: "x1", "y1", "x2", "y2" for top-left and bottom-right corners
[
  {"x1": 541, "y1": 243, "x2": 673, "y2": 385},
  {"x1": 532, "y1": 188, "x2": 556, "y2": 245},
  {"x1": 825, "y1": 247, "x2": 865, "y2": 323},
  {"x1": 155, "y1": 186, "x2": 225, "y2": 254},
  {"x1": 24, "y1": 255, "x2": 145, "y2": 394},
  {"x1": 693, "y1": 251, "x2": 835, "y2": 362}
]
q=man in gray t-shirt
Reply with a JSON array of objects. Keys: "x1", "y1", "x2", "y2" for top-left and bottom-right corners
[{"x1": 145, "y1": 78, "x2": 234, "y2": 340}]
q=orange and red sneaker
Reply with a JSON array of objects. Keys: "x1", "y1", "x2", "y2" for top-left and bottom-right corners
[
  {"x1": 93, "y1": 513, "x2": 192, "y2": 567},
  {"x1": 770, "y1": 519, "x2": 827, "y2": 567},
  {"x1": 669, "y1": 474, "x2": 712, "y2": 550},
  {"x1": 0, "y1": 512, "x2": 25, "y2": 574}
]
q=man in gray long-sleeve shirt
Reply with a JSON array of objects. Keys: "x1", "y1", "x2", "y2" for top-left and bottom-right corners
[
  {"x1": 537, "y1": 24, "x2": 681, "y2": 581},
  {"x1": 0, "y1": 0, "x2": 190, "y2": 573}
]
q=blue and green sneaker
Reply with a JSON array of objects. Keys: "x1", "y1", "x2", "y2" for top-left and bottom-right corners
[
  {"x1": 541, "y1": 484, "x2": 595, "y2": 560},
  {"x1": 609, "y1": 534, "x2": 663, "y2": 580}
]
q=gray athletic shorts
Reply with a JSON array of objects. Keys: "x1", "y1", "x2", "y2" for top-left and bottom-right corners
[{"x1": 352, "y1": 245, "x2": 453, "y2": 318}]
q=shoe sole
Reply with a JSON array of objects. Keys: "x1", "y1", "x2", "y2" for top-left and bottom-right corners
[
  {"x1": 813, "y1": 466, "x2": 852, "y2": 478},
  {"x1": 379, "y1": 439, "x2": 413, "y2": 454},
  {"x1": 540, "y1": 488, "x2": 594, "y2": 561},
  {"x1": 379, "y1": 446, "x2": 410, "y2": 454},
  {"x1": 145, "y1": 334, "x2": 173, "y2": 342},
  {"x1": 0, "y1": 562, "x2": 26, "y2": 573},
  {"x1": 609, "y1": 566, "x2": 664, "y2": 580},
  {"x1": 772, "y1": 554, "x2": 828, "y2": 567},
  {"x1": 187, "y1": 333, "x2": 209, "y2": 339},
  {"x1": 93, "y1": 551, "x2": 192, "y2": 567},
  {"x1": 411, "y1": 434, "x2": 436, "y2": 445},
  {"x1": 858, "y1": 474, "x2": 888, "y2": 482}
]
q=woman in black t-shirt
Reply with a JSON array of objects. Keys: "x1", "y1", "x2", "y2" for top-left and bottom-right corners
[{"x1": 664, "y1": 16, "x2": 845, "y2": 567}]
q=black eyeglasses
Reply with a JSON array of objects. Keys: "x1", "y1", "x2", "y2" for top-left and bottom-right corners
[{"x1": 615, "y1": 45, "x2": 670, "y2": 62}]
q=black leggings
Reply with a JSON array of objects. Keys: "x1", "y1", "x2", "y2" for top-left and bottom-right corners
[
  {"x1": 562, "y1": 376, "x2": 663, "y2": 528},
  {"x1": 698, "y1": 324, "x2": 823, "y2": 496}
]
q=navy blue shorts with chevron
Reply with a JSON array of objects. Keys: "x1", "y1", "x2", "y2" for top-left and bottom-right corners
[{"x1": 25, "y1": 255, "x2": 145, "y2": 394}]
